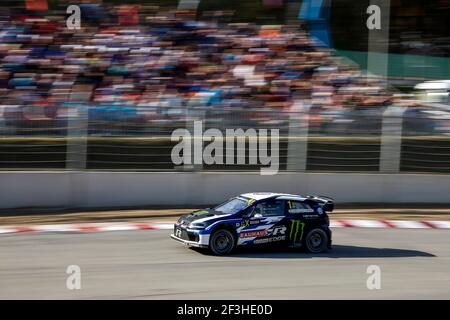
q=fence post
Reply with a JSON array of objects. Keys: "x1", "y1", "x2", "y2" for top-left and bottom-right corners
[
  {"x1": 66, "y1": 100, "x2": 89, "y2": 209},
  {"x1": 367, "y1": 0, "x2": 391, "y2": 82},
  {"x1": 379, "y1": 105, "x2": 407, "y2": 173},
  {"x1": 66, "y1": 104, "x2": 88, "y2": 171},
  {"x1": 287, "y1": 101, "x2": 311, "y2": 171},
  {"x1": 180, "y1": 104, "x2": 204, "y2": 172}
]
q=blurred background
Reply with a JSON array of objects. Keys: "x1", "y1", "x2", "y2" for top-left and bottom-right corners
[
  {"x1": 0, "y1": 0, "x2": 449, "y2": 174},
  {"x1": 2, "y1": 1, "x2": 450, "y2": 301}
]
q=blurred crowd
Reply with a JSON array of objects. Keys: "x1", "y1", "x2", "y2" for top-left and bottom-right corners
[{"x1": 0, "y1": 3, "x2": 438, "y2": 136}]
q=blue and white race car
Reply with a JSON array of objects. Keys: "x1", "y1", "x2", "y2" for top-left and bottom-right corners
[{"x1": 170, "y1": 193, "x2": 334, "y2": 255}]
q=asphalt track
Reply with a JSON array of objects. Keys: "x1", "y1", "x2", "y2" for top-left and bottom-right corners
[{"x1": 1, "y1": 228, "x2": 449, "y2": 299}]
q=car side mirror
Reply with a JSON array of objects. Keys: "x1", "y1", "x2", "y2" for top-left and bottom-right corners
[{"x1": 253, "y1": 213, "x2": 263, "y2": 218}]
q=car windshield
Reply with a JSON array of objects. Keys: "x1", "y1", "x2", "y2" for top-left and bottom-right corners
[{"x1": 213, "y1": 197, "x2": 250, "y2": 215}]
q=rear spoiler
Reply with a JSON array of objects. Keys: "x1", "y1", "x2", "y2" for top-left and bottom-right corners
[{"x1": 306, "y1": 195, "x2": 335, "y2": 212}]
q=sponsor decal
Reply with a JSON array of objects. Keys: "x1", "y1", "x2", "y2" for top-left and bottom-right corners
[
  {"x1": 290, "y1": 220, "x2": 305, "y2": 243},
  {"x1": 269, "y1": 225, "x2": 287, "y2": 236},
  {"x1": 287, "y1": 201, "x2": 314, "y2": 214},
  {"x1": 254, "y1": 235, "x2": 286, "y2": 244},
  {"x1": 238, "y1": 219, "x2": 261, "y2": 227},
  {"x1": 240, "y1": 230, "x2": 268, "y2": 238},
  {"x1": 302, "y1": 214, "x2": 318, "y2": 218},
  {"x1": 288, "y1": 208, "x2": 314, "y2": 214}
]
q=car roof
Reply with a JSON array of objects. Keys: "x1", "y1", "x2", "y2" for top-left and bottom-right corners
[{"x1": 240, "y1": 192, "x2": 306, "y2": 201}]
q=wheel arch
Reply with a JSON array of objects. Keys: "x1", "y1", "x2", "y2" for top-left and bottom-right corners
[
  {"x1": 209, "y1": 223, "x2": 238, "y2": 243},
  {"x1": 303, "y1": 227, "x2": 329, "y2": 253}
]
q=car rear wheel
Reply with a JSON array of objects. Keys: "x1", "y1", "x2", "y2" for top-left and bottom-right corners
[
  {"x1": 304, "y1": 228, "x2": 328, "y2": 253},
  {"x1": 210, "y1": 229, "x2": 235, "y2": 255}
]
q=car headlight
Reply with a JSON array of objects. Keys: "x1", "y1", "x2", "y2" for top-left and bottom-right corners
[{"x1": 188, "y1": 222, "x2": 208, "y2": 230}]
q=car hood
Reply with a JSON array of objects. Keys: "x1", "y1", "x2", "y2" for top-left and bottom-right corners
[{"x1": 178, "y1": 208, "x2": 232, "y2": 226}]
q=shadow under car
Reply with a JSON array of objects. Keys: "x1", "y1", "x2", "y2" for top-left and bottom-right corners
[{"x1": 192, "y1": 245, "x2": 435, "y2": 259}]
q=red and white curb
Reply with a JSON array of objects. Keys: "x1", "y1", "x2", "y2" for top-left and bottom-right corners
[
  {"x1": 331, "y1": 220, "x2": 450, "y2": 229},
  {"x1": 0, "y1": 222, "x2": 174, "y2": 235},
  {"x1": 0, "y1": 220, "x2": 449, "y2": 235}
]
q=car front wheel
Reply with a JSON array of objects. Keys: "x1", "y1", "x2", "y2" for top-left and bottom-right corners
[
  {"x1": 209, "y1": 229, "x2": 235, "y2": 255},
  {"x1": 304, "y1": 228, "x2": 328, "y2": 253}
]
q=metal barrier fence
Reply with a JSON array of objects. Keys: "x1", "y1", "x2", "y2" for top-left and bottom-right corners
[{"x1": 0, "y1": 102, "x2": 450, "y2": 173}]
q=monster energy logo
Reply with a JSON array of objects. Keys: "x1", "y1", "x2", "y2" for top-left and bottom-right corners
[{"x1": 290, "y1": 220, "x2": 305, "y2": 243}]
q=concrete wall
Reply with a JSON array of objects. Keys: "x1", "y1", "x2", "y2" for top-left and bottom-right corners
[{"x1": 1, "y1": 171, "x2": 450, "y2": 209}]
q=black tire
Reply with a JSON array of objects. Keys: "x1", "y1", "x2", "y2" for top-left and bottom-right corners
[
  {"x1": 304, "y1": 228, "x2": 328, "y2": 253},
  {"x1": 209, "y1": 229, "x2": 235, "y2": 255}
]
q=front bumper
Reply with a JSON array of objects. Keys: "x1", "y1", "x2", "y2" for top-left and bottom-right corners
[
  {"x1": 170, "y1": 224, "x2": 210, "y2": 248},
  {"x1": 170, "y1": 234, "x2": 209, "y2": 248}
]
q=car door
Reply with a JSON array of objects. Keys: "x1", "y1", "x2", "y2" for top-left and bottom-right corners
[{"x1": 237, "y1": 199, "x2": 288, "y2": 246}]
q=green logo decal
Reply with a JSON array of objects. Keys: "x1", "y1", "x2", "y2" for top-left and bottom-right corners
[
  {"x1": 191, "y1": 210, "x2": 208, "y2": 216},
  {"x1": 290, "y1": 220, "x2": 305, "y2": 243}
]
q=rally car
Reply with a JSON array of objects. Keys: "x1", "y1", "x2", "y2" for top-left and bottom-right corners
[{"x1": 170, "y1": 192, "x2": 334, "y2": 255}]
